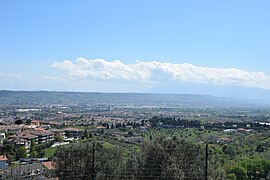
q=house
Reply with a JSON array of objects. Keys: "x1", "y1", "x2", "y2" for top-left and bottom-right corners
[
  {"x1": 62, "y1": 128, "x2": 83, "y2": 139},
  {"x1": 8, "y1": 129, "x2": 54, "y2": 149},
  {"x1": 26, "y1": 130, "x2": 54, "y2": 144},
  {"x1": 40, "y1": 125, "x2": 51, "y2": 130},
  {"x1": 0, "y1": 155, "x2": 8, "y2": 169},
  {"x1": 3, "y1": 163, "x2": 45, "y2": 178},
  {"x1": 0, "y1": 125, "x2": 22, "y2": 135},
  {"x1": 9, "y1": 138, "x2": 30, "y2": 149},
  {"x1": 223, "y1": 129, "x2": 236, "y2": 133},
  {"x1": 51, "y1": 129, "x2": 65, "y2": 138},
  {"x1": 30, "y1": 120, "x2": 40, "y2": 127},
  {"x1": 9, "y1": 133, "x2": 38, "y2": 149},
  {"x1": 41, "y1": 161, "x2": 55, "y2": 170}
]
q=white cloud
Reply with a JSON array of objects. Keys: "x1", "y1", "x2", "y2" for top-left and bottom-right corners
[
  {"x1": 0, "y1": 72, "x2": 23, "y2": 83},
  {"x1": 52, "y1": 57, "x2": 270, "y2": 90}
]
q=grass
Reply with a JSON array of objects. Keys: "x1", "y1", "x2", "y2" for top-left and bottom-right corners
[{"x1": 43, "y1": 146, "x2": 58, "y2": 159}]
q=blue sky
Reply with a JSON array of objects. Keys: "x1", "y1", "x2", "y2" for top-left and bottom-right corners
[{"x1": 1, "y1": 0, "x2": 270, "y2": 99}]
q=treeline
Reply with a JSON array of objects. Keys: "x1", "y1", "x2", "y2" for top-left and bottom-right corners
[
  {"x1": 54, "y1": 137, "x2": 225, "y2": 179},
  {"x1": 149, "y1": 116, "x2": 201, "y2": 128},
  {"x1": 149, "y1": 116, "x2": 269, "y2": 129},
  {"x1": 101, "y1": 121, "x2": 142, "y2": 129}
]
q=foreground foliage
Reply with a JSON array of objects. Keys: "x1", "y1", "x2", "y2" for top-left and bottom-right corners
[{"x1": 54, "y1": 136, "x2": 226, "y2": 179}]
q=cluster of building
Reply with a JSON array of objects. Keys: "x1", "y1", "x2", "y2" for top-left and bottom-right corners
[{"x1": 0, "y1": 121, "x2": 85, "y2": 152}]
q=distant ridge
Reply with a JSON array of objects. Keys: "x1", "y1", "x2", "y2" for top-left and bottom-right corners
[{"x1": 0, "y1": 90, "x2": 264, "y2": 108}]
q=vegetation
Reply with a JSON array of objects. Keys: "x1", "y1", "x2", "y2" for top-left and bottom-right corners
[
  {"x1": 55, "y1": 135, "x2": 64, "y2": 142},
  {"x1": 29, "y1": 139, "x2": 38, "y2": 158},
  {"x1": 16, "y1": 146, "x2": 27, "y2": 160},
  {"x1": 43, "y1": 146, "x2": 58, "y2": 159},
  {"x1": 54, "y1": 136, "x2": 226, "y2": 179}
]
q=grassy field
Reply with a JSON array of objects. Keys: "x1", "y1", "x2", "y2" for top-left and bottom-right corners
[{"x1": 43, "y1": 146, "x2": 58, "y2": 159}]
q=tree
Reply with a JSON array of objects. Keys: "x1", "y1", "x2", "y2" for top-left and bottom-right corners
[
  {"x1": 65, "y1": 131, "x2": 70, "y2": 138},
  {"x1": 2, "y1": 143, "x2": 16, "y2": 161},
  {"x1": 128, "y1": 130, "x2": 133, "y2": 136},
  {"x1": 26, "y1": 119, "x2": 32, "y2": 125},
  {"x1": 55, "y1": 134, "x2": 64, "y2": 142},
  {"x1": 15, "y1": 119, "x2": 23, "y2": 125},
  {"x1": 89, "y1": 133, "x2": 93, "y2": 138},
  {"x1": 256, "y1": 143, "x2": 266, "y2": 152},
  {"x1": 222, "y1": 145, "x2": 237, "y2": 159},
  {"x1": 139, "y1": 136, "x2": 226, "y2": 179},
  {"x1": 227, "y1": 173, "x2": 237, "y2": 180},
  {"x1": 83, "y1": 129, "x2": 89, "y2": 139},
  {"x1": 29, "y1": 139, "x2": 38, "y2": 158},
  {"x1": 228, "y1": 165, "x2": 247, "y2": 180},
  {"x1": 133, "y1": 122, "x2": 136, "y2": 128},
  {"x1": 55, "y1": 142, "x2": 127, "y2": 179},
  {"x1": 16, "y1": 146, "x2": 27, "y2": 160},
  {"x1": 141, "y1": 120, "x2": 145, "y2": 126},
  {"x1": 54, "y1": 137, "x2": 226, "y2": 179}
]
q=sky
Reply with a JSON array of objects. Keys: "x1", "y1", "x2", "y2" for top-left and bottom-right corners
[{"x1": 1, "y1": 0, "x2": 270, "y2": 99}]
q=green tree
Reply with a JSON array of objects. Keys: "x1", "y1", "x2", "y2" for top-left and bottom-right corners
[
  {"x1": 141, "y1": 120, "x2": 145, "y2": 126},
  {"x1": 228, "y1": 165, "x2": 247, "y2": 180},
  {"x1": 227, "y1": 173, "x2": 237, "y2": 180},
  {"x1": 29, "y1": 139, "x2": 38, "y2": 158},
  {"x1": 15, "y1": 119, "x2": 23, "y2": 125},
  {"x1": 55, "y1": 134, "x2": 64, "y2": 142},
  {"x1": 16, "y1": 146, "x2": 27, "y2": 160},
  {"x1": 140, "y1": 136, "x2": 226, "y2": 179},
  {"x1": 244, "y1": 159, "x2": 265, "y2": 179},
  {"x1": 65, "y1": 131, "x2": 70, "y2": 138},
  {"x1": 128, "y1": 130, "x2": 133, "y2": 136},
  {"x1": 256, "y1": 143, "x2": 266, "y2": 152},
  {"x1": 54, "y1": 137, "x2": 226, "y2": 179},
  {"x1": 222, "y1": 145, "x2": 237, "y2": 159},
  {"x1": 2, "y1": 142, "x2": 16, "y2": 161},
  {"x1": 83, "y1": 129, "x2": 89, "y2": 139},
  {"x1": 89, "y1": 133, "x2": 93, "y2": 138}
]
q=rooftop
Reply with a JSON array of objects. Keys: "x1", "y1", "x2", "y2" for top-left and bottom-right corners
[
  {"x1": 10, "y1": 133, "x2": 38, "y2": 139},
  {"x1": 0, "y1": 155, "x2": 8, "y2": 161},
  {"x1": 0, "y1": 125, "x2": 22, "y2": 131},
  {"x1": 41, "y1": 161, "x2": 55, "y2": 170}
]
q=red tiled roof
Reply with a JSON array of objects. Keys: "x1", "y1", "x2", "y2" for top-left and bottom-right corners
[
  {"x1": 0, "y1": 155, "x2": 8, "y2": 161},
  {"x1": 41, "y1": 161, "x2": 55, "y2": 170},
  {"x1": 35, "y1": 128, "x2": 45, "y2": 131},
  {"x1": 31, "y1": 120, "x2": 40, "y2": 122}
]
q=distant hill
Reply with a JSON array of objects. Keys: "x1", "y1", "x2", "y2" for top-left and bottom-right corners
[{"x1": 0, "y1": 90, "x2": 264, "y2": 108}]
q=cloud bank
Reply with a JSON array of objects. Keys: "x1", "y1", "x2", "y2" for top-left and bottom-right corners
[
  {"x1": 0, "y1": 72, "x2": 23, "y2": 83},
  {"x1": 52, "y1": 57, "x2": 270, "y2": 90}
]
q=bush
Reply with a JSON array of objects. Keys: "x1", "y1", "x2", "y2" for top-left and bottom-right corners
[{"x1": 228, "y1": 165, "x2": 247, "y2": 180}]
